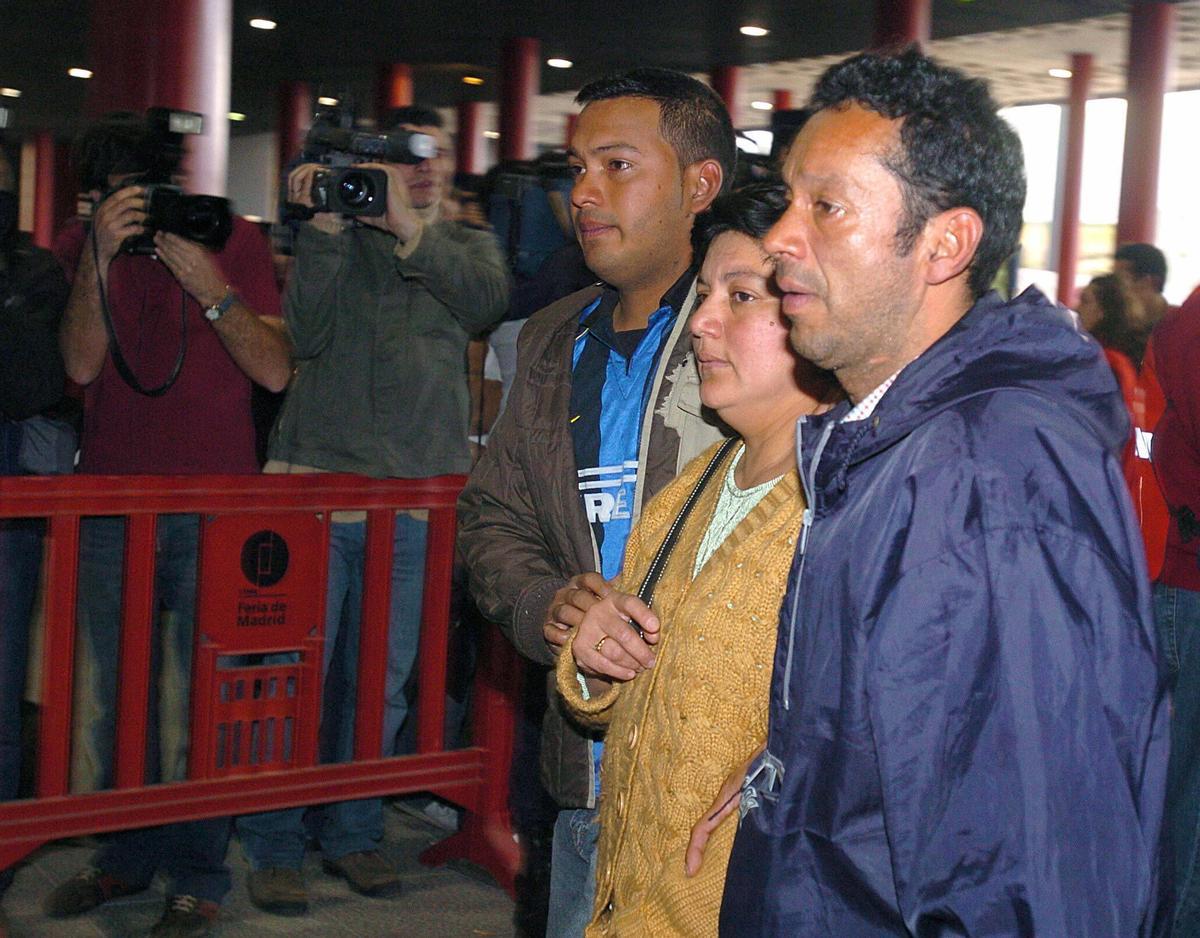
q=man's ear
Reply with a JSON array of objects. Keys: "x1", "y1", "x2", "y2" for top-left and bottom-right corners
[
  {"x1": 924, "y1": 207, "x2": 983, "y2": 287},
  {"x1": 685, "y1": 159, "x2": 723, "y2": 214}
]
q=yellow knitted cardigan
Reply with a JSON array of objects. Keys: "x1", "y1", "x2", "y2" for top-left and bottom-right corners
[{"x1": 556, "y1": 440, "x2": 805, "y2": 938}]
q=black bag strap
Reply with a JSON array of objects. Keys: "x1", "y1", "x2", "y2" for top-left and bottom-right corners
[{"x1": 635, "y1": 435, "x2": 740, "y2": 611}]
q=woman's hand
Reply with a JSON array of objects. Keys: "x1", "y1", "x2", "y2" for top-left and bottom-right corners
[
  {"x1": 684, "y1": 743, "x2": 765, "y2": 877},
  {"x1": 571, "y1": 590, "x2": 660, "y2": 682}
]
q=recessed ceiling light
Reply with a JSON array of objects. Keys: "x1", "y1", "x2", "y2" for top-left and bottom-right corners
[
  {"x1": 0, "y1": 88, "x2": 20, "y2": 98},
  {"x1": 483, "y1": 130, "x2": 500, "y2": 139},
  {"x1": 249, "y1": 18, "x2": 276, "y2": 30},
  {"x1": 228, "y1": 112, "x2": 247, "y2": 121},
  {"x1": 1048, "y1": 68, "x2": 1073, "y2": 79},
  {"x1": 740, "y1": 25, "x2": 769, "y2": 37},
  {"x1": 317, "y1": 96, "x2": 339, "y2": 106},
  {"x1": 547, "y1": 58, "x2": 574, "y2": 69},
  {"x1": 462, "y1": 76, "x2": 485, "y2": 86},
  {"x1": 750, "y1": 100, "x2": 773, "y2": 111},
  {"x1": 68, "y1": 68, "x2": 93, "y2": 79}
]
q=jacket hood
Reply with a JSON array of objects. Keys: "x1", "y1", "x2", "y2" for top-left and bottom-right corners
[{"x1": 824, "y1": 286, "x2": 1130, "y2": 467}]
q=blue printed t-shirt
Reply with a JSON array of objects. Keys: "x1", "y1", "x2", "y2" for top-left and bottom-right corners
[{"x1": 569, "y1": 270, "x2": 693, "y2": 792}]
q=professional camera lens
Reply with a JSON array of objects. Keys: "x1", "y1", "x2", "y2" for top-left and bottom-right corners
[{"x1": 337, "y1": 171, "x2": 377, "y2": 209}]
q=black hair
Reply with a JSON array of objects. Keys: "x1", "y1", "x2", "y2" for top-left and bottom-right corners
[
  {"x1": 385, "y1": 105, "x2": 444, "y2": 130},
  {"x1": 691, "y1": 179, "x2": 789, "y2": 267},
  {"x1": 810, "y1": 47, "x2": 1026, "y2": 297},
  {"x1": 575, "y1": 67, "x2": 737, "y2": 194},
  {"x1": 1115, "y1": 242, "x2": 1167, "y2": 292},
  {"x1": 72, "y1": 111, "x2": 159, "y2": 192}
]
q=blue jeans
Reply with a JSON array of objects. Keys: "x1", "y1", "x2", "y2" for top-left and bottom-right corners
[
  {"x1": 237, "y1": 515, "x2": 427, "y2": 868},
  {"x1": 1157, "y1": 583, "x2": 1200, "y2": 934},
  {"x1": 0, "y1": 421, "x2": 40, "y2": 896},
  {"x1": 73, "y1": 511, "x2": 232, "y2": 903},
  {"x1": 546, "y1": 807, "x2": 598, "y2": 938}
]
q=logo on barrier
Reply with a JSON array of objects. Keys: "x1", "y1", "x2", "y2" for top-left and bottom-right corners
[{"x1": 240, "y1": 530, "x2": 290, "y2": 587}]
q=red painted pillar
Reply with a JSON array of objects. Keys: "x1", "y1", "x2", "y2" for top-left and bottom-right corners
[
  {"x1": 711, "y1": 66, "x2": 740, "y2": 126},
  {"x1": 31, "y1": 132, "x2": 57, "y2": 249},
  {"x1": 773, "y1": 89, "x2": 793, "y2": 112},
  {"x1": 84, "y1": 0, "x2": 232, "y2": 196},
  {"x1": 277, "y1": 81, "x2": 312, "y2": 178},
  {"x1": 1055, "y1": 54, "x2": 1093, "y2": 307},
  {"x1": 565, "y1": 113, "x2": 579, "y2": 149},
  {"x1": 376, "y1": 63, "x2": 413, "y2": 125},
  {"x1": 500, "y1": 37, "x2": 540, "y2": 162},
  {"x1": 872, "y1": 0, "x2": 932, "y2": 50},
  {"x1": 1116, "y1": 0, "x2": 1176, "y2": 246},
  {"x1": 456, "y1": 100, "x2": 483, "y2": 174}
]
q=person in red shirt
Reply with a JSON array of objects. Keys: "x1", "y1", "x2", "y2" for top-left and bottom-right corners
[{"x1": 43, "y1": 112, "x2": 290, "y2": 938}]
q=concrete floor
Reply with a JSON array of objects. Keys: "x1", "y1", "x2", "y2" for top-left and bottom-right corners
[{"x1": 2, "y1": 804, "x2": 515, "y2": 938}]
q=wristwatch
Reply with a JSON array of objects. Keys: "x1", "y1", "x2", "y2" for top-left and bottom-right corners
[{"x1": 204, "y1": 286, "x2": 238, "y2": 322}]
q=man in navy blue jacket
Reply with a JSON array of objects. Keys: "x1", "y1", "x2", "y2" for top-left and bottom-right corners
[{"x1": 713, "y1": 49, "x2": 1168, "y2": 936}]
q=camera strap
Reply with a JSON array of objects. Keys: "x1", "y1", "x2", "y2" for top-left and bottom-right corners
[{"x1": 91, "y1": 230, "x2": 186, "y2": 397}]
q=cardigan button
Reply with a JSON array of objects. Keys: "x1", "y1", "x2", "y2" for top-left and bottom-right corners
[
  {"x1": 627, "y1": 723, "x2": 638, "y2": 747},
  {"x1": 617, "y1": 791, "x2": 627, "y2": 817}
]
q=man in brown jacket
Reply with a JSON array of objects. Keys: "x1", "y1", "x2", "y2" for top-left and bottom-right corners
[{"x1": 457, "y1": 68, "x2": 734, "y2": 935}]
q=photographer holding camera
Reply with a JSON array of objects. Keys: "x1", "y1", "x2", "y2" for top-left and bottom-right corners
[
  {"x1": 44, "y1": 111, "x2": 289, "y2": 938},
  {"x1": 235, "y1": 105, "x2": 507, "y2": 916}
]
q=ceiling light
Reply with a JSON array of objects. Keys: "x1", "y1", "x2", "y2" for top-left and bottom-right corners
[
  {"x1": 1048, "y1": 68, "x2": 1073, "y2": 79},
  {"x1": 228, "y1": 112, "x2": 247, "y2": 121},
  {"x1": 0, "y1": 88, "x2": 20, "y2": 98},
  {"x1": 68, "y1": 68, "x2": 93, "y2": 79},
  {"x1": 249, "y1": 18, "x2": 276, "y2": 30},
  {"x1": 547, "y1": 58, "x2": 574, "y2": 69},
  {"x1": 462, "y1": 76, "x2": 484, "y2": 86},
  {"x1": 750, "y1": 100, "x2": 773, "y2": 111},
  {"x1": 740, "y1": 25, "x2": 769, "y2": 37},
  {"x1": 483, "y1": 130, "x2": 500, "y2": 139},
  {"x1": 317, "y1": 96, "x2": 339, "y2": 106}
]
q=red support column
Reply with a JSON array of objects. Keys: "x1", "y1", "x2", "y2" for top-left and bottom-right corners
[
  {"x1": 376, "y1": 63, "x2": 413, "y2": 125},
  {"x1": 1055, "y1": 54, "x2": 1093, "y2": 307},
  {"x1": 84, "y1": 0, "x2": 232, "y2": 196},
  {"x1": 872, "y1": 0, "x2": 932, "y2": 50},
  {"x1": 456, "y1": 100, "x2": 483, "y2": 174},
  {"x1": 31, "y1": 132, "x2": 57, "y2": 250},
  {"x1": 773, "y1": 89, "x2": 793, "y2": 112},
  {"x1": 1116, "y1": 0, "x2": 1177, "y2": 246},
  {"x1": 500, "y1": 38, "x2": 540, "y2": 162},
  {"x1": 565, "y1": 112, "x2": 579, "y2": 149},
  {"x1": 277, "y1": 81, "x2": 312, "y2": 179},
  {"x1": 711, "y1": 66, "x2": 740, "y2": 126}
]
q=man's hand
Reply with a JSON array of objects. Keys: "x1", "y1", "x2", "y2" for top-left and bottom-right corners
[
  {"x1": 571, "y1": 589, "x2": 660, "y2": 682},
  {"x1": 286, "y1": 163, "x2": 346, "y2": 235},
  {"x1": 153, "y1": 232, "x2": 227, "y2": 308},
  {"x1": 91, "y1": 185, "x2": 146, "y2": 269},
  {"x1": 353, "y1": 162, "x2": 421, "y2": 243},
  {"x1": 543, "y1": 572, "x2": 611, "y2": 655},
  {"x1": 684, "y1": 744, "x2": 764, "y2": 877}
]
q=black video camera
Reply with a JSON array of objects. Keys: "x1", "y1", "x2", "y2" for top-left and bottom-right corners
[
  {"x1": 120, "y1": 108, "x2": 233, "y2": 255},
  {"x1": 283, "y1": 100, "x2": 437, "y2": 221}
]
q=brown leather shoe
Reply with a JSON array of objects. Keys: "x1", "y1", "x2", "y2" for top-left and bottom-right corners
[
  {"x1": 149, "y1": 895, "x2": 219, "y2": 938},
  {"x1": 43, "y1": 865, "x2": 148, "y2": 918},
  {"x1": 321, "y1": 850, "x2": 401, "y2": 898},
  {"x1": 247, "y1": 867, "x2": 309, "y2": 916}
]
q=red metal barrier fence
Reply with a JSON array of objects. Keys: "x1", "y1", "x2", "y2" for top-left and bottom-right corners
[{"x1": 0, "y1": 472, "x2": 521, "y2": 894}]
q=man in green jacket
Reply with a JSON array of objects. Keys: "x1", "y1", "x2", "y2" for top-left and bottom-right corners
[{"x1": 238, "y1": 105, "x2": 508, "y2": 915}]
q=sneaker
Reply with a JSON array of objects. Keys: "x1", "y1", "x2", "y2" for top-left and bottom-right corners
[
  {"x1": 247, "y1": 867, "x2": 309, "y2": 916},
  {"x1": 149, "y1": 895, "x2": 219, "y2": 938},
  {"x1": 43, "y1": 865, "x2": 148, "y2": 918},
  {"x1": 322, "y1": 850, "x2": 402, "y2": 898}
]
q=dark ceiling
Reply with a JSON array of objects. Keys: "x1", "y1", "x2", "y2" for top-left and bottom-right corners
[{"x1": 0, "y1": 0, "x2": 1147, "y2": 138}]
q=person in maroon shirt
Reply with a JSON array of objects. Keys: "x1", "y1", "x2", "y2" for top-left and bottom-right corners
[
  {"x1": 42, "y1": 112, "x2": 291, "y2": 938},
  {"x1": 1150, "y1": 282, "x2": 1200, "y2": 936}
]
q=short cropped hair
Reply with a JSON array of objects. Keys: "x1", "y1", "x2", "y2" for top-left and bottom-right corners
[
  {"x1": 1115, "y1": 242, "x2": 1167, "y2": 292},
  {"x1": 575, "y1": 67, "x2": 737, "y2": 194},
  {"x1": 810, "y1": 48, "x2": 1026, "y2": 297},
  {"x1": 385, "y1": 106, "x2": 444, "y2": 130},
  {"x1": 72, "y1": 112, "x2": 158, "y2": 192},
  {"x1": 692, "y1": 180, "x2": 789, "y2": 267}
]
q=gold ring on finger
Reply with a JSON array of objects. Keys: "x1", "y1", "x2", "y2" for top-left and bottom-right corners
[{"x1": 593, "y1": 636, "x2": 608, "y2": 653}]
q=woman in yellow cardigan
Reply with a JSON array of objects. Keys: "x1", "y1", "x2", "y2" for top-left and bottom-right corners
[{"x1": 555, "y1": 181, "x2": 839, "y2": 937}]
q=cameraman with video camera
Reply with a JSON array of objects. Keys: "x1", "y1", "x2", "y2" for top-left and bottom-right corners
[
  {"x1": 235, "y1": 105, "x2": 507, "y2": 916},
  {"x1": 44, "y1": 111, "x2": 290, "y2": 938}
]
